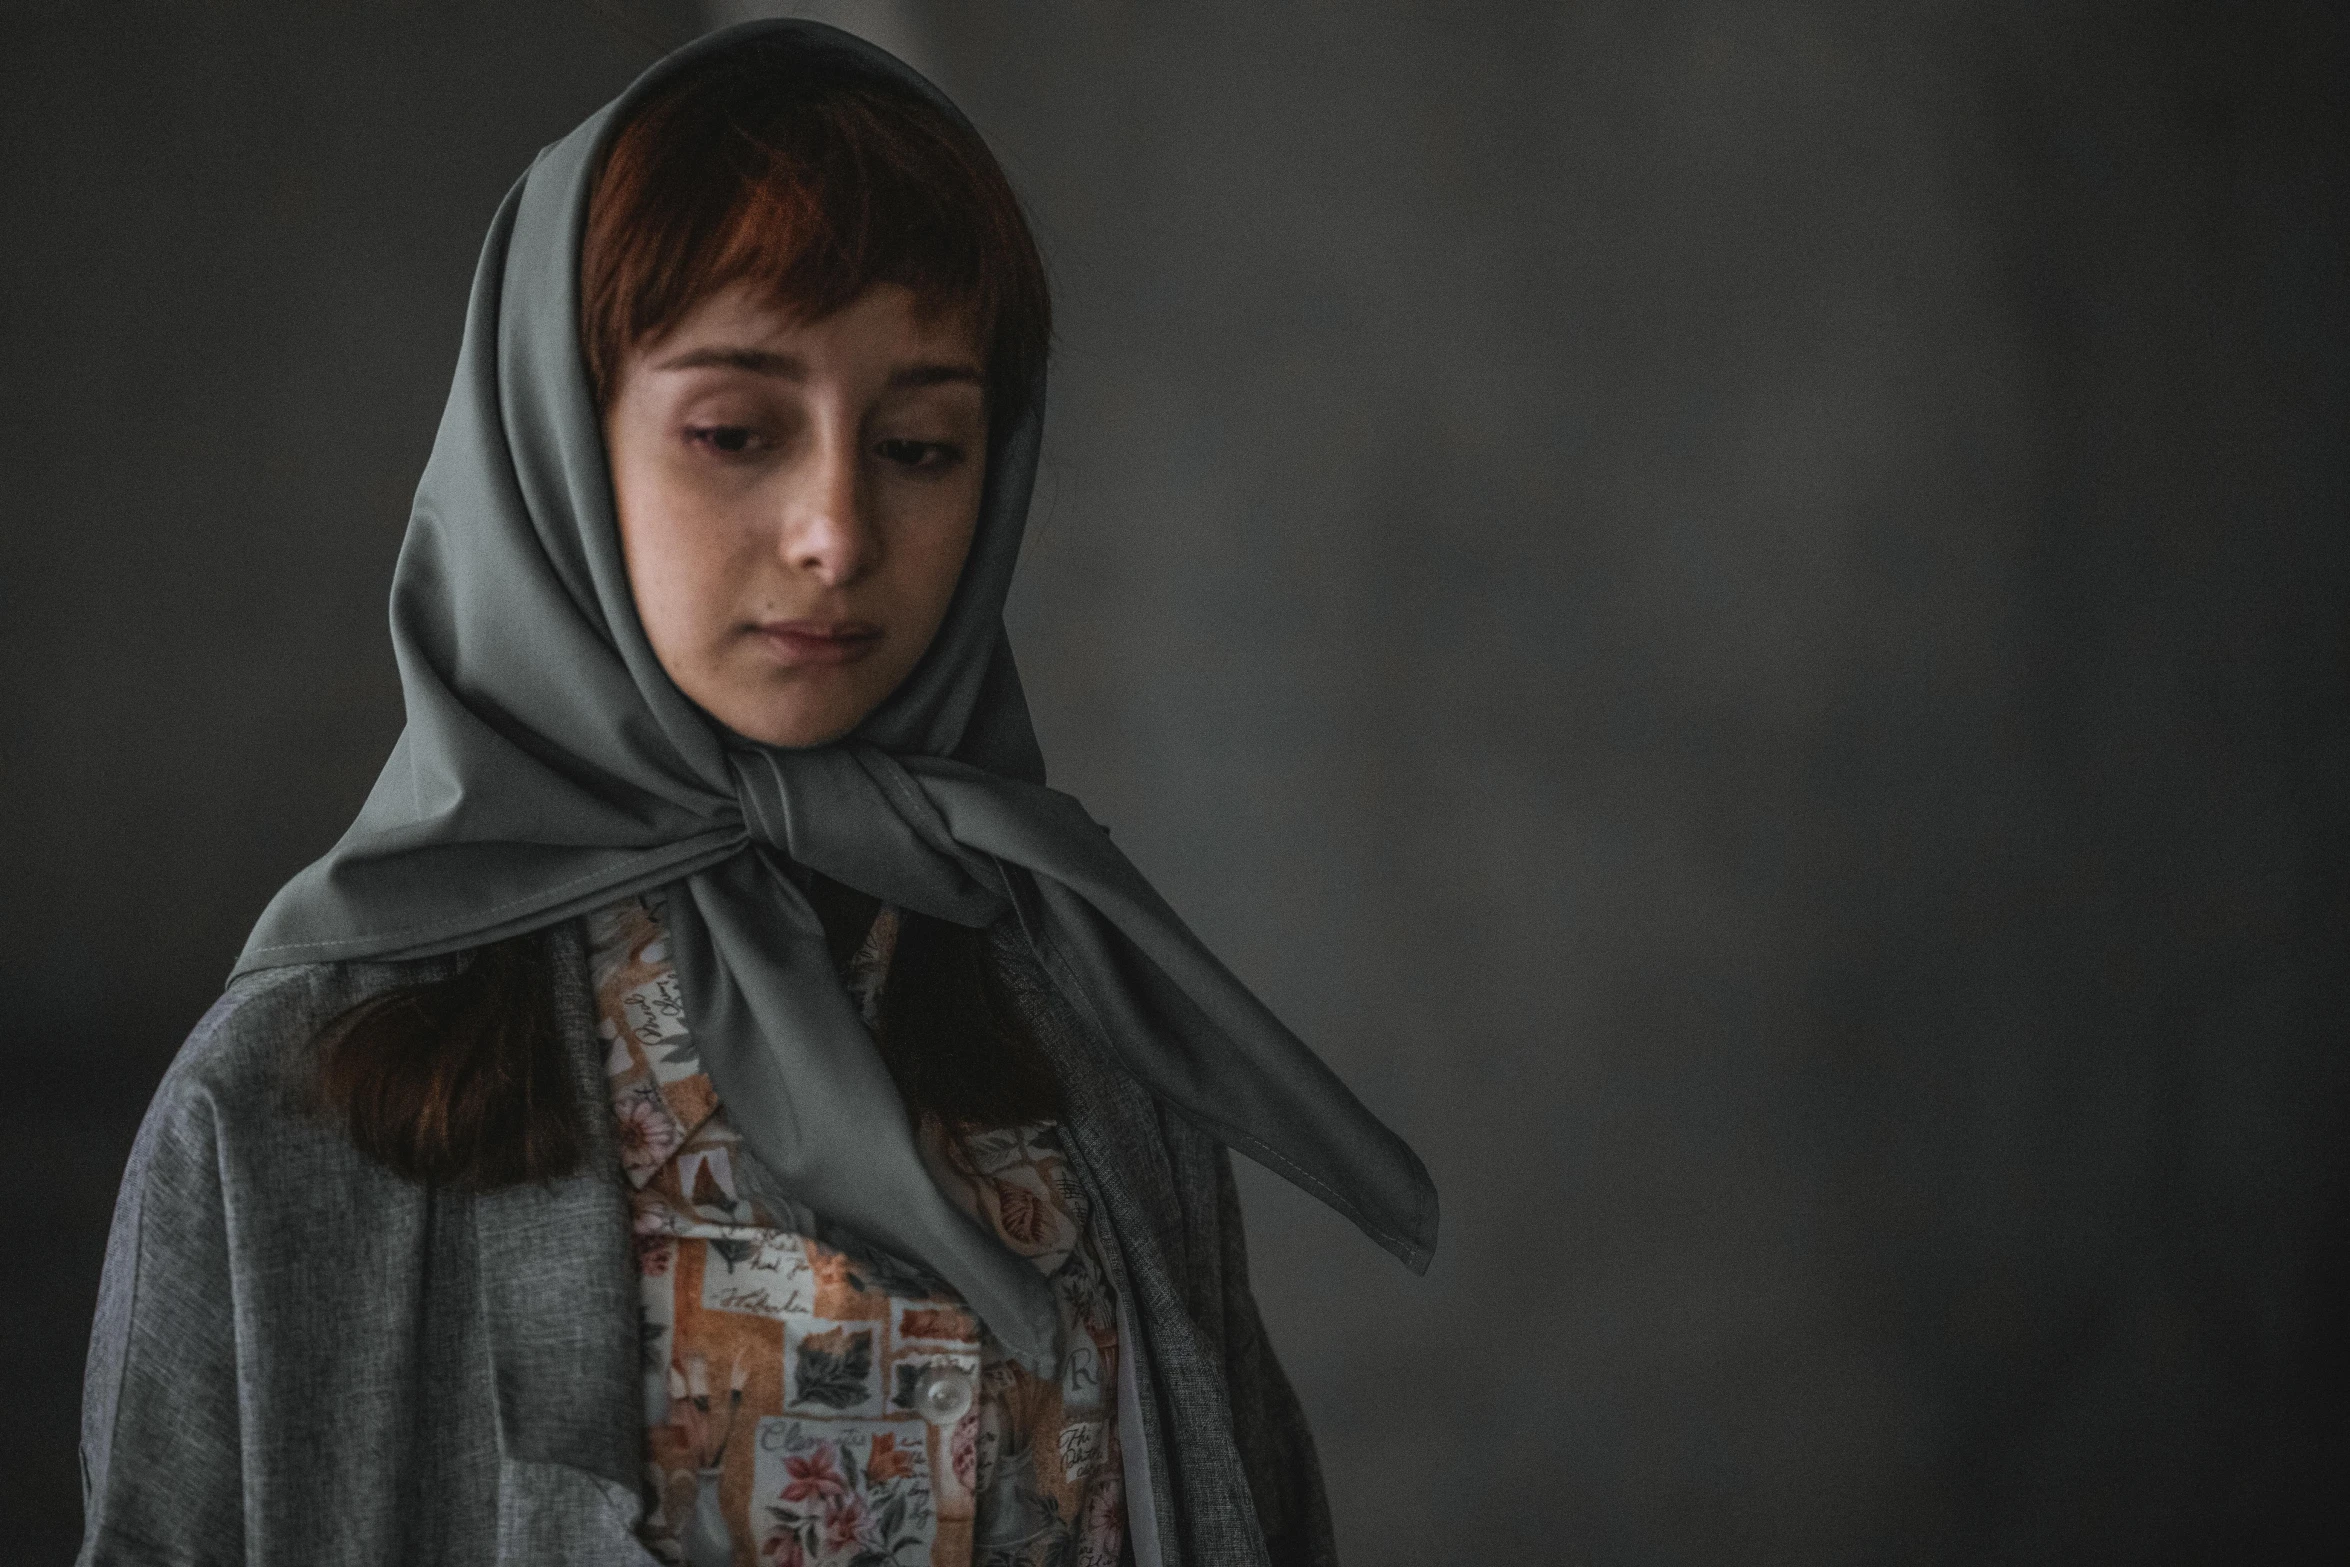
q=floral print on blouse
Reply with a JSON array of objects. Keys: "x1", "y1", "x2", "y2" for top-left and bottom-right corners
[{"x1": 590, "y1": 891, "x2": 1125, "y2": 1567}]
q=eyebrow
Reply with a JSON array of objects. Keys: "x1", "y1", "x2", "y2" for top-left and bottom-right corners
[{"x1": 651, "y1": 345, "x2": 985, "y2": 390}]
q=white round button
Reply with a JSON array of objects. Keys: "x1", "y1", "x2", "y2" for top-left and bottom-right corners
[{"x1": 915, "y1": 1363, "x2": 974, "y2": 1426}]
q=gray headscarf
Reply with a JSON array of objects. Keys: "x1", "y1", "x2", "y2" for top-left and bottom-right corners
[{"x1": 235, "y1": 18, "x2": 1435, "y2": 1369}]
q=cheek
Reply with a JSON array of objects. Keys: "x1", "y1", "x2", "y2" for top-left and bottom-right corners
[
  {"x1": 612, "y1": 463, "x2": 742, "y2": 662},
  {"x1": 897, "y1": 473, "x2": 987, "y2": 622}
]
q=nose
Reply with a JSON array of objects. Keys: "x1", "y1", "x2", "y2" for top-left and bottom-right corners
[{"x1": 780, "y1": 418, "x2": 878, "y2": 587}]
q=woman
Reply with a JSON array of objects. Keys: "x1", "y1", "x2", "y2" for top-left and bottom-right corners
[{"x1": 77, "y1": 20, "x2": 1435, "y2": 1567}]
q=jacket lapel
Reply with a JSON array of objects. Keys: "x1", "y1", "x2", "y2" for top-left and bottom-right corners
[
  {"x1": 989, "y1": 895, "x2": 1273, "y2": 1567},
  {"x1": 473, "y1": 921, "x2": 663, "y2": 1564}
]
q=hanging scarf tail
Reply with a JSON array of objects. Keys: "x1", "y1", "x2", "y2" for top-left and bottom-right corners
[
  {"x1": 908, "y1": 756, "x2": 1441, "y2": 1275},
  {"x1": 664, "y1": 849, "x2": 1066, "y2": 1370}
]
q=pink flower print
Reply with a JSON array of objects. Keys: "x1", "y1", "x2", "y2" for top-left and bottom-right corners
[
  {"x1": 780, "y1": 1444, "x2": 847, "y2": 1505},
  {"x1": 819, "y1": 1493, "x2": 874, "y2": 1554},
  {"x1": 614, "y1": 1085, "x2": 683, "y2": 1181},
  {"x1": 763, "y1": 1531, "x2": 807, "y2": 1567},
  {"x1": 1078, "y1": 1476, "x2": 1126, "y2": 1567},
  {"x1": 950, "y1": 1416, "x2": 977, "y2": 1490}
]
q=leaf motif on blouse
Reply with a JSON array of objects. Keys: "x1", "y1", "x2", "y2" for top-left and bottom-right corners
[
  {"x1": 792, "y1": 1327, "x2": 874, "y2": 1412},
  {"x1": 995, "y1": 1178, "x2": 1050, "y2": 1249}
]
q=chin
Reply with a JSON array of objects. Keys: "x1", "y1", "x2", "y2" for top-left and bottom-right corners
[
  {"x1": 716, "y1": 695, "x2": 867, "y2": 750},
  {"x1": 692, "y1": 661, "x2": 889, "y2": 749},
  {"x1": 729, "y1": 715, "x2": 856, "y2": 750}
]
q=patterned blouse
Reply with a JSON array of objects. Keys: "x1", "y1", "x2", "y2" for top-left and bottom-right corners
[{"x1": 589, "y1": 892, "x2": 1126, "y2": 1567}]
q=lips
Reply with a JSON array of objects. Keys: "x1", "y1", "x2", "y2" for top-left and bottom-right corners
[{"x1": 751, "y1": 619, "x2": 883, "y2": 667}]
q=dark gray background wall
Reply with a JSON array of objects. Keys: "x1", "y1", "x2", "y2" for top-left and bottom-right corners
[{"x1": 5, "y1": 2, "x2": 2344, "y2": 1562}]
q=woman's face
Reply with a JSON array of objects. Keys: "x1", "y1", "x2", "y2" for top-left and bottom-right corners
[{"x1": 604, "y1": 280, "x2": 989, "y2": 748}]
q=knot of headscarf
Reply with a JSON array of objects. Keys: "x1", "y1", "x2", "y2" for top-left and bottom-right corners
[
  {"x1": 231, "y1": 18, "x2": 1435, "y2": 1374},
  {"x1": 660, "y1": 758, "x2": 1068, "y2": 1363},
  {"x1": 728, "y1": 743, "x2": 1008, "y2": 929}
]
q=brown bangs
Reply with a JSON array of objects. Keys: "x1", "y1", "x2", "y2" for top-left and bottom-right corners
[{"x1": 581, "y1": 40, "x2": 1050, "y2": 424}]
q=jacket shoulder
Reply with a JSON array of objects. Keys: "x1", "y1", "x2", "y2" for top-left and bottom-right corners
[
  {"x1": 157, "y1": 951, "x2": 469, "y2": 1131},
  {"x1": 79, "y1": 952, "x2": 461, "y2": 1564}
]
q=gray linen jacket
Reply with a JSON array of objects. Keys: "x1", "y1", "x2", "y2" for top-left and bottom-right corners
[{"x1": 78, "y1": 913, "x2": 1335, "y2": 1566}]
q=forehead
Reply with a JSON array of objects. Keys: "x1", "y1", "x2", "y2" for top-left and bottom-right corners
[{"x1": 647, "y1": 279, "x2": 984, "y2": 370}]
